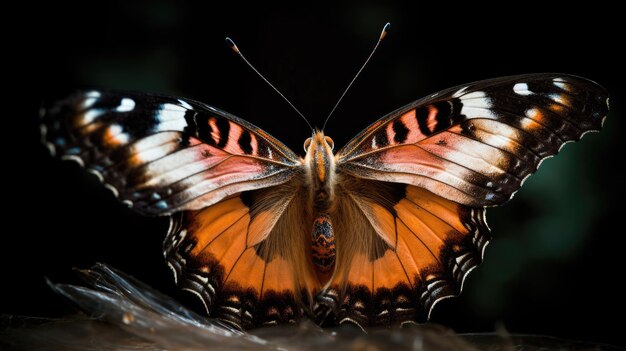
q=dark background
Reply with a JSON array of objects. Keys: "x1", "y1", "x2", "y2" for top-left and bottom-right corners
[{"x1": 5, "y1": 1, "x2": 624, "y2": 348}]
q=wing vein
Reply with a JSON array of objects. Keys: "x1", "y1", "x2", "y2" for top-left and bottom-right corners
[
  {"x1": 223, "y1": 247, "x2": 251, "y2": 285},
  {"x1": 146, "y1": 168, "x2": 293, "y2": 210},
  {"x1": 197, "y1": 211, "x2": 249, "y2": 254},
  {"x1": 259, "y1": 259, "x2": 268, "y2": 301},
  {"x1": 394, "y1": 215, "x2": 415, "y2": 290},
  {"x1": 450, "y1": 119, "x2": 542, "y2": 159},
  {"x1": 413, "y1": 142, "x2": 524, "y2": 182},
  {"x1": 396, "y1": 216, "x2": 441, "y2": 265},
  {"x1": 344, "y1": 162, "x2": 497, "y2": 202},
  {"x1": 394, "y1": 251, "x2": 415, "y2": 290},
  {"x1": 402, "y1": 195, "x2": 457, "y2": 235},
  {"x1": 371, "y1": 260, "x2": 375, "y2": 295}
]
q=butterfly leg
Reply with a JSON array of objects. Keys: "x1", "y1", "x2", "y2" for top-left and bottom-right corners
[{"x1": 311, "y1": 214, "x2": 336, "y2": 284}]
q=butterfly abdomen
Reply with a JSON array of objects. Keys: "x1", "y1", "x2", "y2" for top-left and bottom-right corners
[{"x1": 311, "y1": 214, "x2": 336, "y2": 283}]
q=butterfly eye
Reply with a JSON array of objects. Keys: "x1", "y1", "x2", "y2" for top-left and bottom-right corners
[
  {"x1": 303, "y1": 137, "x2": 312, "y2": 152},
  {"x1": 324, "y1": 136, "x2": 334, "y2": 150}
]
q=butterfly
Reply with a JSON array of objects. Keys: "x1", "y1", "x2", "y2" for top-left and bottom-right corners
[{"x1": 41, "y1": 73, "x2": 608, "y2": 330}]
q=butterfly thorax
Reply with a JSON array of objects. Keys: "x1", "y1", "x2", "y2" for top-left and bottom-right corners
[{"x1": 303, "y1": 131, "x2": 336, "y2": 213}]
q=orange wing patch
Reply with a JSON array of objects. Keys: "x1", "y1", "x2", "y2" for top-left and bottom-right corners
[
  {"x1": 165, "y1": 183, "x2": 319, "y2": 329},
  {"x1": 316, "y1": 182, "x2": 490, "y2": 327}
]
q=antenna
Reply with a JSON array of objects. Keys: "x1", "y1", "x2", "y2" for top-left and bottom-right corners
[
  {"x1": 322, "y1": 22, "x2": 391, "y2": 130},
  {"x1": 225, "y1": 37, "x2": 314, "y2": 131}
]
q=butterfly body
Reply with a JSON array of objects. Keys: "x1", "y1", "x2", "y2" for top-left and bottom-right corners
[
  {"x1": 311, "y1": 214, "x2": 335, "y2": 282},
  {"x1": 304, "y1": 131, "x2": 337, "y2": 213},
  {"x1": 42, "y1": 74, "x2": 608, "y2": 329}
]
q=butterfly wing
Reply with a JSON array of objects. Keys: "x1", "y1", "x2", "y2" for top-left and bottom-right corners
[
  {"x1": 41, "y1": 90, "x2": 301, "y2": 215},
  {"x1": 316, "y1": 181, "x2": 489, "y2": 326},
  {"x1": 337, "y1": 74, "x2": 609, "y2": 206},
  {"x1": 165, "y1": 180, "x2": 320, "y2": 329},
  {"x1": 317, "y1": 74, "x2": 608, "y2": 326},
  {"x1": 43, "y1": 91, "x2": 319, "y2": 328}
]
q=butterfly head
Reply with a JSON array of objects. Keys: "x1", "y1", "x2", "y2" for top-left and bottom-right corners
[
  {"x1": 304, "y1": 131, "x2": 336, "y2": 211},
  {"x1": 303, "y1": 131, "x2": 334, "y2": 153}
]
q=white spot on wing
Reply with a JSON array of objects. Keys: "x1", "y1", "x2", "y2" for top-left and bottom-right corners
[
  {"x1": 520, "y1": 118, "x2": 536, "y2": 129},
  {"x1": 552, "y1": 77, "x2": 570, "y2": 91},
  {"x1": 109, "y1": 124, "x2": 123, "y2": 135},
  {"x1": 116, "y1": 98, "x2": 135, "y2": 112},
  {"x1": 521, "y1": 108, "x2": 540, "y2": 128},
  {"x1": 85, "y1": 91, "x2": 101, "y2": 98},
  {"x1": 526, "y1": 108, "x2": 539, "y2": 118},
  {"x1": 178, "y1": 99, "x2": 193, "y2": 109},
  {"x1": 549, "y1": 93, "x2": 565, "y2": 105},
  {"x1": 115, "y1": 133, "x2": 130, "y2": 144},
  {"x1": 460, "y1": 91, "x2": 495, "y2": 118},
  {"x1": 513, "y1": 83, "x2": 533, "y2": 96},
  {"x1": 160, "y1": 103, "x2": 187, "y2": 116},
  {"x1": 452, "y1": 86, "x2": 469, "y2": 98},
  {"x1": 82, "y1": 109, "x2": 105, "y2": 124},
  {"x1": 108, "y1": 124, "x2": 130, "y2": 144},
  {"x1": 462, "y1": 91, "x2": 487, "y2": 100},
  {"x1": 156, "y1": 103, "x2": 188, "y2": 131},
  {"x1": 371, "y1": 137, "x2": 377, "y2": 149},
  {"x1": 168, "y1": 103, "x2": 187, "y2": 111},
  {"x1": 81, "y1": 97, "x2": 98, "y2": 109}
]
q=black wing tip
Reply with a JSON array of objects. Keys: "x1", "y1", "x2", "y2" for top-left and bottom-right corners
[{"x1": 551, "y1": 73, "x2": 610, "y2": 122}]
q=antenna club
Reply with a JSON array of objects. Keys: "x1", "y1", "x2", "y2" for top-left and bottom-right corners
[
  {"x1": 225, "y1": 37, "x2": 240, "y2": 54},
  {"x1": 380, "y1": 22, "x2": 391, "y2": 41}
]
